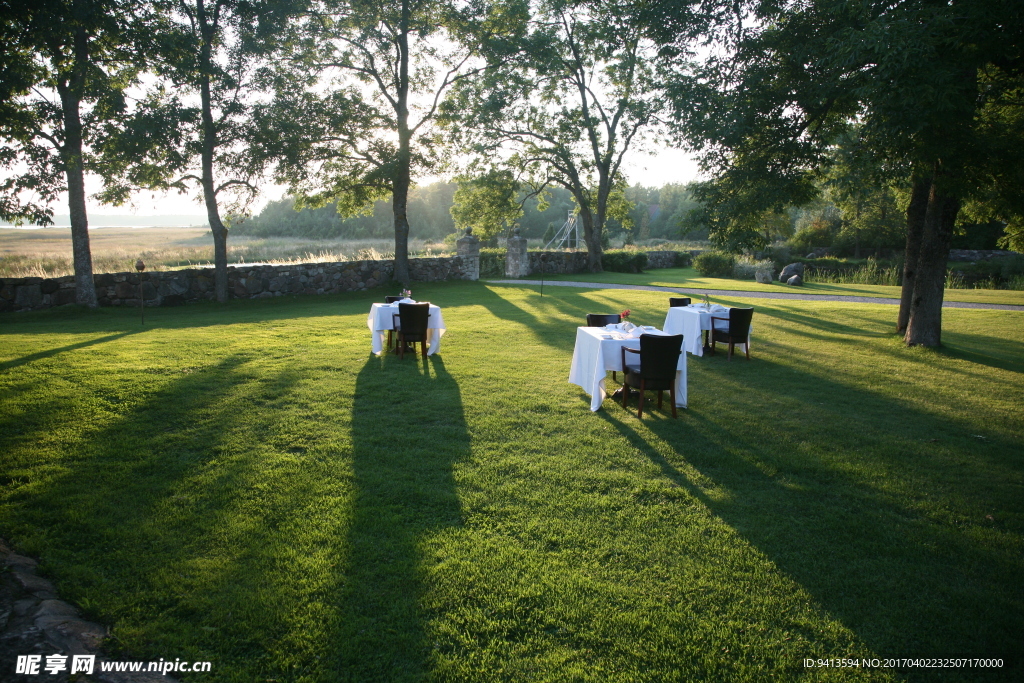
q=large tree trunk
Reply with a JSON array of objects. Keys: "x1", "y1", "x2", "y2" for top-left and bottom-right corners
[
  {"x1": 576, "y1": 205, "x2": 603, "y2": 272},
  {"x1": 905, "y1": 178, "x2": 959, "y2": 347},
  {"x1": 198, "y1": 0, "x2": 228, "y2": 303},
  {"x1": 897, "y1": 174, "x2": 931, "y2": 333},
  {"x1": 392, "y1": 159, "x2": 412, "y2": 284},
  {"x1": 391, "y1": 0, "x2": 412, "y2": 284},
  {"x1": 57, "y1": 23, "x2": 98, "y2": 308}
]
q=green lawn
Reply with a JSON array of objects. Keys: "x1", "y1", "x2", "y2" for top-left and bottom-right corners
[
  {"x1": 536, "y1": 267, "x2": 1024, "y2": 306},
  {"x1": 1, "y1": 281, "x2": 1022, "y2": 682}
]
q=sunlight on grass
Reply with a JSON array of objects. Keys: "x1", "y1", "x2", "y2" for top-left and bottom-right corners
[
  {"x1": 537, "y1": 267, "x2": 1024, "y2": 306},
  {"x1": 1, "y1": 282, "x2": 1021, "y2": 681}
]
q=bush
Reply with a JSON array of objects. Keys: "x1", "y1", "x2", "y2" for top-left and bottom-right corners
[
  {"x1": 693, "y1": 251, "x2": 736, "y2": 278},
  {"x1": 732, "y1": 256, "x2": 775, "y2": 280},
  {"x1": 602, "y1": 249, "x2": 648, "y2": 273},
  {"x1": 946, "y1": 254, "x2": 1024, "y2": 289},
  {"x1": 674, "y1": 251, "x2": 693, "y2": 268},
  {"x1": 787, "y1": 219, "x2": 834, "y2": 255},
  {"x1": 479, "y1": 248, "x2": 506, "y2": 278}
]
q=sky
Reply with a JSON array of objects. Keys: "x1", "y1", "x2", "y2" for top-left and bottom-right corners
[
  {"x1": 99, "y1": 148, "x2": 698, "y2": 214},
  {"x1": 17, "y1": 147, "x2": 701, "y2": 225}
]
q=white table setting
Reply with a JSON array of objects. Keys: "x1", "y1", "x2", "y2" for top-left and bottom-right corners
[
  {"x1": 366, "y1": 299, "x2": 446, "y2": 356},
  {"x1": 568, "y1": 323, "x2": 687, "y2": 412},
  {"x1": 663, "y1": 303, "x2": 751, "y2": 357}
]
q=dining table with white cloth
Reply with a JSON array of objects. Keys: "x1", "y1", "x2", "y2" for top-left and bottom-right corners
[
  {"x1": 367, "y1": 301, "x2": 446, "y2": 355},
  {"x1": 662, "y1": 304, "x2": 751, "y2": 357},
  {"x1": 568, "y1": 325, "x2": 687, "y2": 412}
]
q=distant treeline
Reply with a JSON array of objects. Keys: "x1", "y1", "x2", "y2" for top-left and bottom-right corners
[{"x1": 234, "y1": 182, "x2": 701, "y2": 242}]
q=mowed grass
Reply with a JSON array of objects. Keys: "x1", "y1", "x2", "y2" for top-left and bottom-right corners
[
  {"x1": 1, "y1": 281, "x2": 1022, "y2": 682},
  {"x1": 538, "y1": 267, "x2": 1024, "y2": 306}
]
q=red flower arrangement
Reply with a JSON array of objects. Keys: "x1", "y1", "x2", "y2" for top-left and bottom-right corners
[{"x1": 620, "y1": 309, "x2": 631, "y2": 320}]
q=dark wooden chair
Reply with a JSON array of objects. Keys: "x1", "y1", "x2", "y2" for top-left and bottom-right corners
[
  {"x1": 384, "y1": 296, "x2": 403, "y2": 348},
  {"x1": 669, "y1": 297, "x2": 691, "y2": 307},
  {"x1": 586, "y1": 313, "x2": 621, "y2": 327},
  {"x1": 392, "y1": 303, "x2": 431, "y2": 359},
  {"x1": 587, "y1": 313, "x2": 623, "y2": 380},
  {"x1": 710, "y1": 307, "x2": 753, "y2": 360},
  {"x1": 621, "y1": 334, "x2": 683, "y2": 418}
]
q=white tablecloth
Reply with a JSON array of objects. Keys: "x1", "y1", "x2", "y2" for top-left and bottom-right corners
[
  {"x1": 663, "y1": 305, "x2": 751, "y2": 357},
  {"x1": 367, "y1": 302, "x2": 445, "y2": 355},
  {"x1": 568, "y1": 327, "x2": 687, "y2": 412}
]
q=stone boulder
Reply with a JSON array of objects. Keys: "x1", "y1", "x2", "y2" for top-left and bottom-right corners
[
  {"x1": 755, "y1": 269, "x2": 774, "y2": 284},
  {"x1": 787, "y1": 274, "x2": 803, "y2": 286},
  {"x1": 778, "y1": 262, "x2": 805, "y2": 283}
]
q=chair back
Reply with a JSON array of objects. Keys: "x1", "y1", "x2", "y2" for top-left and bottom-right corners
[
  {"x1": 398, "y1": 303, "x2": 430, "y2": 335},
  {"x1": 586, "y1": 313, "x2": 621, "y2": 327},
  {"x1": 639, "y1": 334, "x2": 683, "y2": 380},
  {"x1": 669, "y1": 297, "x2": 691, "y2": 307},
  {"x1": 727, "y1": 307, "x2": 754, "y2": 336},
  {"x1": 384, "y1": 296, "x2": 403, "y2": 303}
]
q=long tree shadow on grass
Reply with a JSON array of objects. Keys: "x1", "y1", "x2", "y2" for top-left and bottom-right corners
[
  {"x1": 0, "y1": 352, "x2": 367, "y2": 678},
  {"x1": 596, "y1": 355, "x2": 1024, "y2": 681},
  {"x1": 330, "y1": 353, "x2": 468, "y2": 681}
]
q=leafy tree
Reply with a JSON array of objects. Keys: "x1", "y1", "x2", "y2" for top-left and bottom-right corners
[
  {"x1": 820, "y1": 131, "x2": 906, "y2": 257},
  {"x1": 450, "y1": 170, "x2": 523, "y2": 240},
  {"x1": 0, "y1": 0, "x2": 140, "y2": 306},
  {"x1": 451, "y1": 0, "x2": 666, "y2": 271},
  {"x1": 100, "y1": 0, "x2": 302, "y2": 302},
  {"x1": 654, "y1": 0, "x2": 1024, "y2": 346},
  {"x1": 264, "y1": 0, "x2": 525, "y2": 283}
]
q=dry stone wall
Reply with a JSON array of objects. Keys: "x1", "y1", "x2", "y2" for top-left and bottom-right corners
[
  {"x1": 1, "y1": 255, "x2": 474, "y2": 314},
  {"x1": 645, "y1": 251, "x2": 678, "y2": 269},
  {"x1": 527, "y1": 251, "x2": 590, "y2": 274}
]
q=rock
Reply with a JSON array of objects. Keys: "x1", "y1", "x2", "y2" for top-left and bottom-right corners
[
  {"x1": 14, "y1": 284, "x2": 42, "y2": 309},
  {"x1": 755, "y1": 269, "x2": 773, "y2": 284},
  {"x1": 12, "y1": 571, "x2": 57, "y2": 598},
  {"x1": 787, "y1": 274, "x2": 803, "y2": 286},
  {"x1": 778, "y1": 262, "x2": 805, "y2": 283},
  {"x1": 161, "y1": 294, "x2": 186, "y2": 307}
]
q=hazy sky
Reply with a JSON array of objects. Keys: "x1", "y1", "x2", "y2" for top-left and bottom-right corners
[{"x1": 51, "y1": 147, "x2": 701, "y2": 220}]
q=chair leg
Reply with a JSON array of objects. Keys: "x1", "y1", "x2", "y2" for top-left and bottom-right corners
[
  {"x1": 710, "y1": 336, "x2": 716, "y2": 355},
  {"x1": 728, "y1": 340, "x2": 734, "y2": 360},
  {"x1": 612, "y1": 371, "x2": 616, "y2": 382},
  {"x1": 669, "y1": 386, "x2": 677, "y2": 418},
  {"x1": 421, "y1": 339, "x2": 427, "y2": 358},
  {"x1": 622, "y1": 381, "x2": 629, "y2": 409},
  {"x1": 637, "y1": 379, "x2": 645, "y2": 418},
  {"x1": 398, "y1": 334, "x2": 405, "y2": 360},
  {"x1": 657, "y1": 390, "x2": 663, "y2": 410},
  {"x1": 745, "y1": 342, "x2": 750, "y2": 360},
  {"x1": 387, "y1": 330, "x2": 393, "y2": 350}
]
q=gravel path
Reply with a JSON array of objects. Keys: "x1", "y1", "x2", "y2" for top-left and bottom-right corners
[{"x1": 486, "y1": 280, "x2": 1024, "y2": 312}]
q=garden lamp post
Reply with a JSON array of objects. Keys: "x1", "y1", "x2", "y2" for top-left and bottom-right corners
[{"x1": 136, "y1": 259, "x2": 145, "y2": 325}]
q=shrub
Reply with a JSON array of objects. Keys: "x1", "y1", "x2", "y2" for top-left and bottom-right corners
[
  {"x1": 732, "y1": 256, "x2": 775, "y2": 280},
  {"x1": 693, "y1": 251, "x2": 736, "y2": 278},
  {"x1": 602, "y1": 249, "x2": 648, "y2": 273},
  {"x1": 674, "y1": 251, "x2": 693, "y2": 268},
  {"x1": 945, "y1": 255, "x2": 1024, "y2": 289},
  {"x1": 479, "y1": 248, "x2": 506, "y2": 278},
  {"x1": 787, "y1": 219, "x2": 834, "y2": 254}
]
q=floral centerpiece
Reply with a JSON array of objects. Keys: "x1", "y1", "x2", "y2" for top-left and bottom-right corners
[
  {"x1": 620, "y1": 308, "x2": 631, "y2": 321},
  {"x1": 401, "y1": 288, "x2": 412, "y2": 299}
]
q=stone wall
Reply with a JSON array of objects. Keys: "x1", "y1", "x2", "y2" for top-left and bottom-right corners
[
  {"x1": 948, "y1": 249, "x2": 1019, "y2": 262},
  {"x1": 1, "y1": 255, "x2": 473, "y2": 313},
  {"x1": 527, "y1": 251, "x2": 591, "y2": 274},
  {"x1": 645, "y1": 251, "x2": 678, "y2": 269}
]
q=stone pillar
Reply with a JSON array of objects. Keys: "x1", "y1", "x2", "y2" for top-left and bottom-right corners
[
  {"x1": 505, "y1": 227, "x2": 529, "y2": 278},
  {"x1": 456, "y1": 227, "x2": 481, "y2": 280}
]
